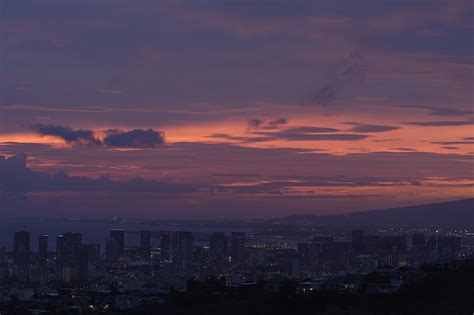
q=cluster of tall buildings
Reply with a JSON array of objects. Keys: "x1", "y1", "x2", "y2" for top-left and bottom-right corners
[
  {"x1": 350, "y1": 230, "x2": 460, "y2": 259},
  {"x1": 295, "y1": 230, "x2": 462, "y2": 274},
  {"x1": 208, "y1": 232, "x2": 246, "y2": 265},
  {"x1": 2, "y1": 227, "x2": 463, "y2": 287},
  {"x1": 4, "y1": 229, "x2": 248, "y2": 280},
  {"x1": 6, "y1": 229, "x2": 154, "y2": 282}
]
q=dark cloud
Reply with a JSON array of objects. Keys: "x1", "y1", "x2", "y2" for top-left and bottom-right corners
[
  {"x1": 207, "y1": 127, "x2": 368, "y2": 143},
  {"x1": 33, "y1": 124, "x2": 100, "y2": 145},
  {"x1": 247, "y1": 121, "x2": 368, "y2": 142},
  {"x1": 215, "y1": 175, "x2": 474, "y2": 195},
  {"x1": 397, "y1": 106, "x2": 473, "y2": 116},
  {"x1": 311, "y1": 85, "x2": 338, "y2": 107},
  {"x1": 253, "y1": 131, "x2": 368, "y2": 141},
  {"x1": 0, "y1": 154, "x2": 200, "y2": 195},
  {"x1": 428, "y1": 107, "x2": 473, "y2": 116},
  {"x1": 346, "y1": 123, "x2": 400, "y2": 133},
  {"x1": 408, "y1": 179, "x2": 423, "y2": 186},
  {"x1": 1, "y1": 143, "x2": 472, "y2": 217},
  {"x1": 103, "y1": 129, "x2": 165, "y2": 148},
  {"x1": 247, "y1": 117, "x2": 289, "y2": 130},
  {"x1": 405, "y1": 120, "x2": 474, "y2": 126},
  {"x1": 32, "y1": 124, "x2": 165, "y2": 148},
  {"x1": 463, "y1": 137, "x2": 474, "y2": 140},
  {"x1": 282, "y1": 126, "x2": 339, "y2": 133},
  {"x1": 3, "y1": 153, "x2": 427, "y2": 200},
  {"x1": 206, "y1": 133, "x2": 272, "y2": 143},
  {"x1": 267, "y1": 117, "x2": 289, "y2": 129},
  {"x1": 440, "y1": 146, "x2": 459, "y2": 150},
  {"x1": 431, "y1": 141, "x2": 474, "y2": 145},
  {"x1": 310, "y1": 51, "x2": 366, "y2": 106},
  {"x1": 391, "y1": 148, "x2": 417, "y2": 151},
  {"x1": 247, "y1": 119, "x2": 263, "y2": 129},
  {"x1": 373, "y1": 139, "x2": 402, "y2": 143},
  {"x1": 0, "y1": 153, "x2": 31, "y2": 194}
]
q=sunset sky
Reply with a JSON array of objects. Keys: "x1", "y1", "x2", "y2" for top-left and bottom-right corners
[{"x1": 0, "y1": 0, "x2": 472, "y2": 218}]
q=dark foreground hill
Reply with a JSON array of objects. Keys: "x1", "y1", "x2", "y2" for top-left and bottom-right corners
[{"x1": 278, "y1": 198, "x2": 474, "y2": 227}]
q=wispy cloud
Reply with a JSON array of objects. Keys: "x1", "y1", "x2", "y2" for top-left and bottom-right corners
[
  {"x1": 405, "y1": 120, "x2": 474, "y2": 127},
  {"x1": 247, "y1": 117, "x2": 289, "y2": 130},
  {"x1": 310, "y1": 52, "x2": 366, "y2": 106},
  {"x1": 283, "y1": 126, "x2": 340, "y2": 133},
  {"x1": 253, "y1": 131, "x2": 368, "y2": 141},
  {"x1": 346, "y1": 122, "x2": 400, "y2": 133}
]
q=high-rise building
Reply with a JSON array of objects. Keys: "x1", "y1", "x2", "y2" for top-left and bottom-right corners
[
  {"x1": 230, "y1": 232, "x2": 246, "y2": 265},
  {"x1": 297, "y1": 242, "x2": 316, "y2": 268},
  {"x1": 210, "y1": 232, "x2": 227, "y2": 263},
  {"x1": 412, "y1": 233, "x2": 426, "y2": 249},
  {"x1": 177, "y1": 232, "x2": 194, "y2": 262},
  {"x1": 313, "y1": 236, "x2": 334, "y2": 252},
  {"x1": 159, "y1": 231, "x2": 193, "y2": 265},
  {"x1": 56, "y1": 234, "x2": 65, "y2": 262},
  {"x1": 106, "y1": 239, "x2": 120, "y2": 263},
  {"x1": 14, "y1": 230, "x2": 30, "y2": 267},
  {"x1": 382, "y1": 235, "x2": 407, "y2": 254},
  {"x1": 140, "y1": 230, "x2": 151, "y2": 258},
  {"x1": 39, "y1": 234, "x2": 48, "y2": 258},
  {"x1": 56, "y1": 233, "x2": 82, "y2": 282},
  {"x1": 79, "y1": 244, "x2": 89, "y2": 282},
  {"x1": 352, "y1": 230, "x2": 365, "y2": 253},
  {"x1": 86, "y1": 243, "x2": 101, "y2": 262},
  {"x1": 0, "y1": 247, "x2": 6, "y2": 265},
  {"x1": 364, "y1": 235, "x2": 382, "y2": 254},
  {"x1": 58, "y1": 233, "x2": 82, "y2": 265},
  {"x1": 437, "y1": 236, "x2": 461, "y2": 257},
  {"x1": 160, "y1": 231, "x2": 178, "y2": 261},
  {"x1": 110, "y1": 229, "x2": 125, "y2": 257}
]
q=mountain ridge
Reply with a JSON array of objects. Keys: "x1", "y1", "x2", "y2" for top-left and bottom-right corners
[{"x1": 277, "y1": 198, "x2": 474, "y2": 226}]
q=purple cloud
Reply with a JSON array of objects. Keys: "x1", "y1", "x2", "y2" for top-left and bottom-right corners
[
  {"x1": 283, "y1": 126, "x2": 340, "y2": 133},
  {"x1": 103, "y1": 129, "x2": 165, "y2": 148},
  {"x1": 405, "y1": 120, "x2": 474, "y2": 126},
  {"x1": 253, "y1": 131, "x2": 369, "y2": 141},
  {"x1": 32, "y1": 124, "x2": 165, "y2": 148},
  {"x1": 346, "y1": 123, "x2": 400, "y2": 133},
  {"x1": 33, "y1": 124, "x2": 100, "y2": 145}
]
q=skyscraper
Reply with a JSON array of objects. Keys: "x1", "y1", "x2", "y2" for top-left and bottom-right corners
[
  {"x1": 160, "y1": 231, "x2": 177, "y2": 261},
  {"x1": 437, "y1": 236, "x2": 461, "y2": 258},
  {"x1": 412, "y1": 233, "x2": 426, "y2": 249},
  {"x1": 110, "y1": 229, "x2": 125, "y2": 257},
  {"x1": 230, "y1": 232, "x2": 246, "y2": 266},
  {"x1": 0, "y1": 247, "x2": 6, "y2": 265},
  {"x1": 86, "y1": 243, "x2": 101, "y2": 262},
  {"x1": 140, "y1": 230, "x2": 151, "y2": 258},
  {"x1": 352, "y1": 230, "x2": 365, "y2": 253},
  {"x1": 382, "y1": 235, "x2": 407, "y2": 254},
  {"x1": 14, "y1": 230, "x2": 30, "y2": 267},
  {"x1": 297, "y1": 242, "x2": 316, "y2": 268},
  {"x1": 57, "y1": 233, "x2": 82, "y2": 265},
  {"x1": 177, "y1": 232, "x2": 194, "y2": 263},
  {"x1": 210, "y1": 232, "x2": 227, "y2": 263},
  {"x1": 56, "y1": 235, "x2": 64, "y2": 262},
  {"x1": 159, "y1": 231, "x2": 193, "y2": 265},
  {"x1": 39, "y1": 234, "x2": 48, "y2": 258},
  {"x1": 106, "y1": 239, "x2": 120, "y2": 263},
  {"x1": 56, "y1": 233, "x2": 82, "y2": 282},
  {"x1": 79, "y1": 244, "x2": 89, "y2": 282}
]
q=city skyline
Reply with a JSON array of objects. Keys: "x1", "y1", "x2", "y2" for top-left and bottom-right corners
[{"x1": 0, "y1": 1, "x2": 472, "y2": 313}]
